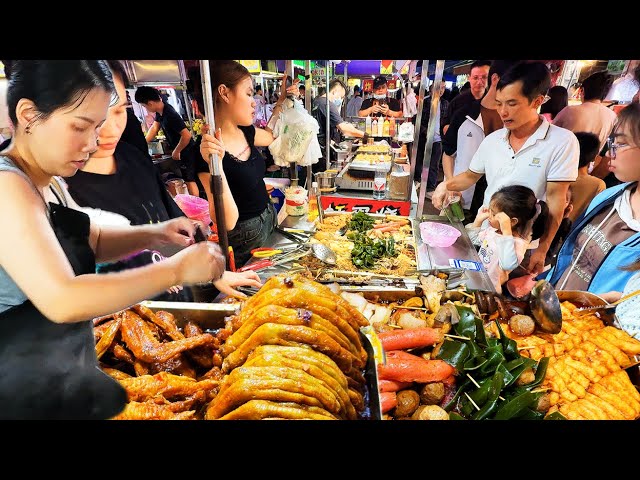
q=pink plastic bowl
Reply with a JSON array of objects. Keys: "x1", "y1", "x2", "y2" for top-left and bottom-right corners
[{"x1": 419, "y1": 221, "x2": 461, "y2": 248}]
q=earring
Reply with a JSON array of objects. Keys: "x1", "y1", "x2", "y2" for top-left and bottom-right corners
[{"x1": 25, "y1": 126, "x2": 31, "y2": 135}]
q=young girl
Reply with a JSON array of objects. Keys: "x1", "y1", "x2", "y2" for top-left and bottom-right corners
[{"x1": 466, "y1": 185, "x2": 550, "y2": 294}]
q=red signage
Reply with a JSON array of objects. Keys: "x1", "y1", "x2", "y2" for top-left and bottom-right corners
[
  {"x1": 362, "y1": 79, "x2": 374, "y2": 93},
  {"x1": 320, "y1": 195, "x2": 411, "y2": 216}
]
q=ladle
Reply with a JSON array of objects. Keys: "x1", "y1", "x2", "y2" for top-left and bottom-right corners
[
  {"x1": 528, "y1": 280, "x2": 563, "y2": 334},
  {"x1": 311, "y1": 243, "x2": 337, "y2": 265}
]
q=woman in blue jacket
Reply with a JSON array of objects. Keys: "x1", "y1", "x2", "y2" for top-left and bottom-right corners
[{"x1": 547, "y1": 103, "x2": 640, "y2": 294}]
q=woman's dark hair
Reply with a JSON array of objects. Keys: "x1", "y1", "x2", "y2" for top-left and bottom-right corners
[
  {"x1": 5, "y1": 60, "x2": 115, "y2": 126},
  {"x1": 613, "y1": 102, "x2": 640, "y2": 147},
  {"x1": 207, "y1": 60, "x2": 251, "y2": 106},
  {"x1": 134, "y1": 85, "x2": 161, "y2": 104},
  {"x1": 574, "y1": 131, "x2": 600, "y2": 168},
  {"x1": 539, "y1": 85, "x2": 568, "y2": 120},
  {"x1": 497, "y1": 61, "x2": 551, "y2": 102},
  {"x1": 106, "y1": 60, "x2": 131, "y2": 89},
  {"x1": 581, "y1": 71, "x2": 613, "y2": 101},
  {"x1": 491, "y1": 185, "x2": 550, "y2": 241}
]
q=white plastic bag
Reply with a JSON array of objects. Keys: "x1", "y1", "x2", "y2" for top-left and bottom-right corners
[
  {"x1": 397, "y1": 120, "x2": 415, "y2": 143},
  {"x1": 268, "y1": 99, "x2": 319, "y2": 165}
]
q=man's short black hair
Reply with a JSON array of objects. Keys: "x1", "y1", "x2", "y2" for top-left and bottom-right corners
[
  {"x1": 574, "y1": 131, "x2": 601, "y2": 168},
  {"x1": 353, "y1": 85, "x2": 361, "y2": 92},
  {"x1": 373, "y1": 76, "x2": 388, "y2": 89},
  {"x1": 470, "y1": 60, "x2": 492, "y2": 71},
  {"x1": 581, "y1": 71, "x2": 613, "y2": 101},
  {"x1": 488, "y1": 60, "x2": 522, "y2": 88},
  {"x1": 134, "y1": 85, "x2": 161, "y2": 104},
  {"x1": 497, "y1": 61, "x2": 551, "y2": 102}
]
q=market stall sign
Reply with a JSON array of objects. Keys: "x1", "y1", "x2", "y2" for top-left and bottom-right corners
[
  {"x1": 311, "y1": 67, "x2": 326, "y2": 77},
  {"x1": 380, "y1": 60, "x2": 394, "y2": 75},
  {"x1": 239, "y1": 60, "x2": 261, "y2": 73},
  {"x1": 320, "y1": 195, "x2": 411, "y2": 216},
  {"x1": 362, "y1": 79, "x2": 373, "y2": 93}
]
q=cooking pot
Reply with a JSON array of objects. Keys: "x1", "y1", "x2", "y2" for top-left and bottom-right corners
[{"x1": 314, "y1": 170, "x2": 337, "y2": 191}]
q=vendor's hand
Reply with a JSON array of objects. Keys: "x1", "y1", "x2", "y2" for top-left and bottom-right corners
[
  {"x1": 278, "y1": 74, "x2": 300, "y2": 102},
  {"x1": 153, "y1": 216, "x2": 199, "y2": 248},
  {"x1": 431, "y1": 181, "x2": 450, "y2": 210},
  {"x1": 172, "y1": 149, "x2": 181, "y2": 161},
  {"x1": 170, "y1": 241, "x2": 226, "y2": 286},
  {"x1": 380, "y1": 104, "x2": 390, "y2": 116},
  {"x1": 372, "y1": 104, "x2": 383, "y2": 114},
  {"x1": 525, "y1": 248, "x2": 548, "y2": 276},
  {"x1": 199, "y1": 125, "x2": 225, "y2": 169},
  {"x1": 213, "y1": 270, "x2": 263, "y2": 299},
  {"x1": 167, "y1": 284, "x2": 184, "y2": 295}
]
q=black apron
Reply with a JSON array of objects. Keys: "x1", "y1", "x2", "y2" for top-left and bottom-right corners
[{"x1": 0, "y1": 199, "x2": 127, "y2": 419}]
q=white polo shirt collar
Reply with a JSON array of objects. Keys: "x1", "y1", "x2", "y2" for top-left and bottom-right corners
[{"x1": 501, "y1": 115, "x2": 551, "y2": 154}]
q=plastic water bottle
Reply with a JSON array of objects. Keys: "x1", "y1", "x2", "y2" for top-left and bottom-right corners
[{"x1": 373, "y1": 165, "x2": 387, "y2": 200}]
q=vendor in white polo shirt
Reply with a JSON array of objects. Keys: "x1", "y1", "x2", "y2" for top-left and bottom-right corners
[{"x1": 432, "y1": 62, "x2": 579, "y2": 275}]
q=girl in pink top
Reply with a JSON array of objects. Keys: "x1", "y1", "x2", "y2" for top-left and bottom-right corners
[{"x1": 465, "y1": 185, "x2": 550, "y2": 293}]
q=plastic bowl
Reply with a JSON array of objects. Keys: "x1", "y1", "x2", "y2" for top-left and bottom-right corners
[{"x1": 419, "y1": 221, "x2": 461, "y2": 248}]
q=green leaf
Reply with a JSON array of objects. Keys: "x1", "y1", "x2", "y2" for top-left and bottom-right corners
[
  {"x1": 455, "y1": 306, "x2": 477, "y2": 339},
  {"x1": 493, "y1": 391, "x2": 539, "y2": 420},
  {"x1": 436, "y1": 340, "x2": 470, "y2": 372},
  {"x1": 494, "y1": 319, "x2": 519, "y2": 359},
  {"x1": 528, "y1": 357, "x2": 550, "y2": 389},
  {"x1": 544, "y1": 411, "x2": 567, "y2": 420},
  {"x1": 449, "y1": 412, "x2": 467, "y2": 420}
]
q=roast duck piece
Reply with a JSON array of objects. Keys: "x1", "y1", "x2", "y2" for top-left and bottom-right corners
[
  {"x1": 94, "y1": 304, "x2": 223, "y2": 420},
  {"x1": 205, "y1": 275, "x2": 370, "y2": 420},
  {"x1": 473, "y1": 290, "x2": 530, "y2": 322}
]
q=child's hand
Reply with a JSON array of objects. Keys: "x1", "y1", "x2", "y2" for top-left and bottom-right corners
[
  {"x1": 473, "y1": 207, "x2": 490, "y2": 226},
  {"x1": 494, "y1": 212, "x2": 513, "y2": 234}
]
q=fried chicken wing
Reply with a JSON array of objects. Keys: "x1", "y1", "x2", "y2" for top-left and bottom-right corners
[
  {"x1": 133, "y1": 305, "x2": 183, "y2": 341},
  {"x1": 110, "y1": 401, "x2": 195, "y2": 420},
  {"x1": 120, "y1": 310, "x2": 215, "y2": 363},
  {"x1": 117, "y1": 371, "x2": 220, "y2": 402},
  {"x1": 95, "y1": 315, "x2": 122, "y2": 360}
]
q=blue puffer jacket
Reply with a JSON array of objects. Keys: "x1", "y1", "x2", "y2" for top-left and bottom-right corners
[{"x1": 546, "y1": 182, "x2": 640, "y2": 293}]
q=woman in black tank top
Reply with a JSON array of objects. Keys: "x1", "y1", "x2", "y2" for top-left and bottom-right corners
[{"x1": 198, "y1": 61, "x2": 300, "y2": 267}]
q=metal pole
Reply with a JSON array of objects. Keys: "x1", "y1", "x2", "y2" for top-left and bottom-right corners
[
  {"x1": 416, "y1": 60, "x2": 445, "y2": 219},
  {"x1": 409, "y1": 60, "x2": 430, "y2": 186},
  {"x1": 305, "y1": 60, "x2": 312, "y2": 190},
  {"x1": 343, "y1": 61, "x2": 348, "y2": 118},
  {"x1": 325, "y1": 60, "x2": 331, "y2": 171},
  {"x1": 178, "y1": 61, "x2": 194, "y2": 134},
  {"x1": 285, "y1": 60, "x2": 298, "y2": 187},
  {"x1": 199, "y1": 60, "x2": 229, "y2": 267}
]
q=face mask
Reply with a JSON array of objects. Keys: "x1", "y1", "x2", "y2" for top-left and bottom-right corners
[
  {"x1": 373, "y1": 93, "x2": 387, "y2": 100},
  {"x1": 332, "y1": 98, "x2": 343, "y2": 108}
]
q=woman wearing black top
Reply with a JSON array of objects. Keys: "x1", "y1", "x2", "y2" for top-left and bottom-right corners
[
  {"x1": 199, "y1": 60, "x2": 299, "y2": 267},
  {"x1": 65, "y1": 60, "x2": 262, "y2": 298}
]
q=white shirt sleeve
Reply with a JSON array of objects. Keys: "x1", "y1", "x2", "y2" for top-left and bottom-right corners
[
  {"x1": 547, "y1": 129, "x2": 580, "y2": 182},
  {"x1": 494, "y1": 234, "x2": 529, "y2": 272},
  {"x1": 465, "y1": 224, "x2": 482, "y2": 245}
]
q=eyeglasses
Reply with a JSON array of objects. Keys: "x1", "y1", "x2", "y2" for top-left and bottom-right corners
[
  {"x1": 608, "y1": 138, "x2": 639, "y2": 158},
  {"x1": 470, "y1": 75, "x2": 488, "y2": 82}
]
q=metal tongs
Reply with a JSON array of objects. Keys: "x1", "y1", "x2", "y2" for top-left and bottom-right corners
[{"x1": 574, "y1": 288, "x2": 640, "y2": 314}]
